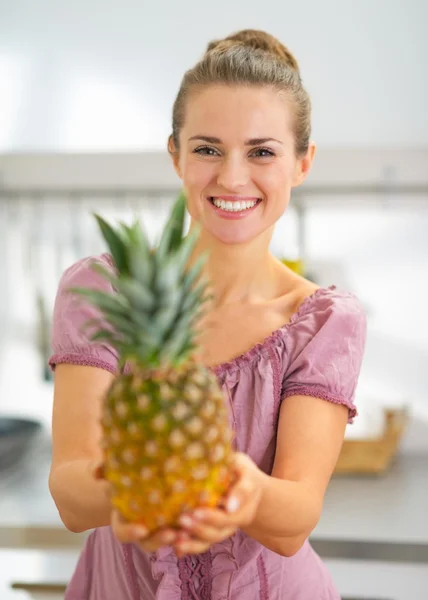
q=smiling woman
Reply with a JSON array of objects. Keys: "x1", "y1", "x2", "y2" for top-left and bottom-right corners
[
  {"x1": 48, "y1": 28, "x2": 367, "y2": 600},
  {"x1": 167, "y1": 34, "x2": 313, "y2": 247}
]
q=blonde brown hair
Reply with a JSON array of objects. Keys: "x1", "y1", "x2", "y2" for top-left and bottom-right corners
[{"x1": 170, "y1": 29, "x2": 311, "y2": 156}]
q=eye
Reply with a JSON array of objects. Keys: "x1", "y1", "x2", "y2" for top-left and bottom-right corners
[
  {"x1": 193, "y1": 145, "x2": 220, "y2": 156},
  {"x1": 250, "y1": 147, "x2": 275, "y2": 159}
]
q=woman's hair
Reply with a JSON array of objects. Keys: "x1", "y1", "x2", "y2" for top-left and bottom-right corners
[{"x1": 170, "y1": 29, "x2": 311, "y2": 157}]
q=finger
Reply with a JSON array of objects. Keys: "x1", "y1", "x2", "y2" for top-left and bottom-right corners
[
  {"x1": 138, "y1": 528, "x2": 178, "y2": 552},
  {"x1": 223, "y1": 453, "x2": 256, "y2": 514},
  {"x1": 230, "y1": 452, "x2": 256, "y2": 479},
  {"x1": 111, "y1": 511, "x2": 149, "y2": 544},
  {"x1": 184, "y1": 508, "x2": 232, "y2": 529},
  {"x1": 175, "y1": 538, "x2": 211, "y2": 557},
  {"x1": 178, "y1": 514, "x2": 235, "y2": 544}
]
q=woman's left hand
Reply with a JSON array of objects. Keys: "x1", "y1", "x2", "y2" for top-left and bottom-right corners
[{"x1": 174, "y1": 452, "x2": 265, "y2": 557}]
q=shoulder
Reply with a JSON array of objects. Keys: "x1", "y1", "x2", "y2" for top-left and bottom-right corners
[
  {"x1": 296, "y1": 283, "x2": 366, "y2": 328},
  {"x1": 52, "y1": 252, "x2": 116, "y2": 336},
  {"x1": 49, "y1": 253, "x2": 119, "y2": 372},
  {"x1": 282, "y1": 283, "x2": 367, "y2": 366},
  {"x1": 56, "y1": 252, "x2": 115, "y2": 292},
  {"x1": 276, "y1": 260, "x2": 366, "y2": 334},
  {"x1": 275, "y1": 261, "x2": 365, "y2": 328}
]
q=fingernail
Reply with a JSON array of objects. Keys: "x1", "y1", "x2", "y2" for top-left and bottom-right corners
[
  {"x1": 163, "y1": 531, "x2": 176, "y2": 544},
  {"x1": 133, "y1": 526, "x2": 148, "y2": 538},
  {"x1": 179, "y1": 516, "x2": 193, "y2": 528},
  {"x1": 227, "y1": 496, "x2": 240, "y2": 513},
  {"x1": 193, "y1": 510, "x2": 205, "y2": 520}
]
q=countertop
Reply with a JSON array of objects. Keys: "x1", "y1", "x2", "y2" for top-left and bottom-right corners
[
  {"x1": 0, "y1": 548, "x2": 76, "y2": 599},
  {"x1": 1, "y1": 435, "x2": 428, "y2": 597},
  {"x1": 1, "y1": 433, "x2": 428, "y2": 554}
]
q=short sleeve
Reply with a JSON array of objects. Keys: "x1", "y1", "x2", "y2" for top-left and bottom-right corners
[
  {"x1": 282, "y1": 289, "x2": 367, "y2": 423},
  {"x1": 48, "y1": 253, "x2": 119, "y2": 374}
]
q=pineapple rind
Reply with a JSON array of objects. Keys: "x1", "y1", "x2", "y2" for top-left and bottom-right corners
[
  {"x1": 102, "y1": 361, "x2": 234, "y2": 532},
  {"x1": 69, "y1": 194, "x2": 235, "y2": 532}
]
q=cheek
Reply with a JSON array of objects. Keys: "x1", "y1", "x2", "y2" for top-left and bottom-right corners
[
  {"x1": 182, "y1": 158, "x2": 216, "y2": 190},
  {"x1": 181, "y1": 160, "x2": 218, "y2": 217},
  {"x1": 259, "y1": 167, "x2": 291, "y2": 208}
]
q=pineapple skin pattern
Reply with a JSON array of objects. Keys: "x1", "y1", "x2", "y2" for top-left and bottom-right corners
[
  {"x1": 69, "y1": 193, "x2": 235, "y2": 533},
  {"x1": 104, "y1": 361, "x2": 233, "y2": 532}
]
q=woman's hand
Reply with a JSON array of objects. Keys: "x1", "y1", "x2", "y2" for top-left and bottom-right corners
[
  {"x1": 111, "y1": 510, "x2": 180, "y2": 552},
  {"x1": 173, "y1": 452, "x2": 265, "y2": 557},
  {"x1": 91, "y1": 458, "x2": 180, "y2": 553},
  {"x1": 92, "y1": 452, "x2": 265, "y2": 556}
]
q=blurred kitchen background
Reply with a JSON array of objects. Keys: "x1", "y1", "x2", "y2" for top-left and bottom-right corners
[{"x1": 0, "y1": 1, "x2": 427, "y2": 599}]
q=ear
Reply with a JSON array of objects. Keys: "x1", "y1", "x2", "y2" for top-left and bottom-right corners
[
  {"x1": 168, "y1": 135, "x2": 182, "y2": 179},
  {"x1": 291, "y1": 141, "x2": 316, "y2": 188}
]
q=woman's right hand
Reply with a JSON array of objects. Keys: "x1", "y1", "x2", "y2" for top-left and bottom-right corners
[
  {"x1": 111, "y1": 510, "x2": 185, "y2": 552},
  {"x1": 91, "y1": 459, "x2": 187, "y2": 553}
]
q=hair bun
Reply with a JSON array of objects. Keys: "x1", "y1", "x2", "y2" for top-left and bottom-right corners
[{"x1": 206, "y1": 29, "x2": 299, "y2": 74}]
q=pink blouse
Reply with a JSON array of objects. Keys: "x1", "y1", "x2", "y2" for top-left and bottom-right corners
[{"x1": 49, "y1": 253, "x2": 367, "y2": 600}]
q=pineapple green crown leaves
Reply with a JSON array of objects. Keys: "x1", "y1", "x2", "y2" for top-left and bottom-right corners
[{"x1": 68, "y1": 192, "x2": 211, "y2": 368}]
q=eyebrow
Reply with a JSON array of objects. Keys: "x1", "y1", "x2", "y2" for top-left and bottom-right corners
[{"x1": 188, "y1": 135, "x2": 283, "y2": 145}]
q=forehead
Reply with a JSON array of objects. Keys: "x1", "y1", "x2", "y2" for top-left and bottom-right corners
[{"x1": 184, "y1": 85, "x2": 292, "y2": 141}]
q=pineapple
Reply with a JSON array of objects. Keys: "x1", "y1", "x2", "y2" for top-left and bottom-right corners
[{"x1": 69, "y1": 192, "x2": 234, "y2": 532}]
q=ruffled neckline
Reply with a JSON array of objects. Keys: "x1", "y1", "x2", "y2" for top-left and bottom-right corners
[
  {"x1": 211, "y1": 285, "x2": 337, "y2": 378},
  {"x1": 102, "y1": 252, "x2": 336, "y2": 379}
]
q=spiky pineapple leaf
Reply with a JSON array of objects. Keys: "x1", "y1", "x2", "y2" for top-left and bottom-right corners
[
  {"x1": 124, "y1": 221, "x2": 154, "y2": 287},
  {"x1": 89, "y1": 262, "x2": 117, "y2": 284},
  {"x1": 129, "y1": 313, "x2": 164, "y2": 346},
  {"x1": 177, "y1": 336, "x2": 196, "y2": 360},
  {"x1": 67, "y1": 191, "x2": 212, "y2": 367},
  {"x1": 89, "y1": 330, "x2": 123, "y2": 346},
  {"x1": 93, "y1": 214, "x2": 129, "y2": 274},
  {"x1": 113, "y1": 278, "x2": 154, "y2": 312},
  {"x1": 153, "y1": 300, "x2": 180, "y2": 337},
  {"x1": 118, "y1": 221, "x2": 134, "y2": 237},
  {"x1": 156, "y1": 191, "x2": 187, "y2": 259},
  {"x1": 100, "y1": 313, "x2": 142, "y2": 339},
  {"x1": 68, "y1": 287, "x2": 130, "y2": 315},
  {"x1": 152, "y1": 225, "x2": 201, "y2": 298},
  {"x1": 181, "y1": 251, "x2": 208, "y2": 293},
  {"x1": 153, "y1": 259, "x2": 180, "y2": 295},
  {"x1": 162, "y1": 321, "x2": 195, "y2": 362},
  {"x1": 171, "y1": 224, "x2": 201, "y2": 274},
  {"x1": 181, "y1": 280, "x2": 210, "y2": 313},
  {"x1": 89, "y1": 263, "x2": 154, "y2": 315}
]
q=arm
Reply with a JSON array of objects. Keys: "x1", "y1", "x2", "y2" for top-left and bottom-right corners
[
  {"x1": 174, "y1": 294, "x2": 366, "y2": 557},
  {"x1": 173, "y1": 396, "x2": 348, "y2": 558},
  {"x1": 240, "y1": 292, "x2": 367, "y2": 555},
  {"x1": 241, "y1": 394, "x2": 348, "y2": 555},
  {"x1": 48, "y1": 364, "x2": 115, "y2": 532}
]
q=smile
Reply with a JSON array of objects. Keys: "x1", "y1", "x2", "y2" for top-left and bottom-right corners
[{"x1": 208, "y1": 197, "x2": 261, "y2": 212}]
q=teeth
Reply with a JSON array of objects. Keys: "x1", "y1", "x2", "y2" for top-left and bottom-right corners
[{"x1": 211, "y1": 198, "x2": 258, "y2": 211}]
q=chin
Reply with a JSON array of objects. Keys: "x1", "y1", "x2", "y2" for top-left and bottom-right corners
[{"x1": 207, "y1": 226, "x2": 260, "y2": 246}]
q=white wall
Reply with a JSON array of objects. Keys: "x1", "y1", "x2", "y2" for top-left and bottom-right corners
[
  {"x1": 0, "y1": 0, "x2": 427, "y2": 150},
  {"x1": 0, "y1": 2, "x2": 427, "y2": 441},
  {"x1": 0, "y1": 151, "x2": 427, "y2": 441}
]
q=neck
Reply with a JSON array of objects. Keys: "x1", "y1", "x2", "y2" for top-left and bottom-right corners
[{"x1": 189, "y1": 223, "x2": 278, "y2": 306}]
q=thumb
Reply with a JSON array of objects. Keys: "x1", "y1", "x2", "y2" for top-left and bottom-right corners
[
  {"x1": 223, "y1": 453, "x2": 254, "y2": 513},
  {"x1": 230, "y1": 452, "x2": 253, "y2": 476}
]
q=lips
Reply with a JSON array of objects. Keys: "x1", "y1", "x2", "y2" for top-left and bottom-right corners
[
  {"x1": 208, "y1": 196, "x2": 261, "y2": 212},
  {"x1": 207, "y1": 195, "x2": 262, "y2": 219}
]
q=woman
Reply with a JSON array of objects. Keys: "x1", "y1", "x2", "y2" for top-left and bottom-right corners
[{"x1": 48, "y1": 29, "x2": 366, "y2": 599}]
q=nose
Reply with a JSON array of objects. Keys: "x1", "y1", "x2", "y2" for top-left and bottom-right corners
[{"x1": 216, "y1": 155, "x2": 250, "y2": 191}]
